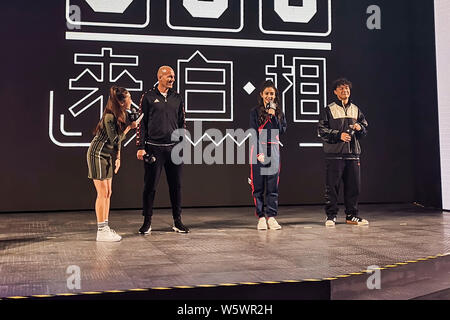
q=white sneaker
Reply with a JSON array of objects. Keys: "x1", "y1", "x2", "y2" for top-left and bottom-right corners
[
  {"x1": 325, "y1": 218, "x2": 336, "y2": 227},
  {"x1": 267, "y1": 217, "x2": 281, "y2": 230},
  {"x1": 96, "y1": 227, "x2": 122, "y2": 242},
  {"x1": 257, "y1": 217, "x2": 268, "y2": 230}
]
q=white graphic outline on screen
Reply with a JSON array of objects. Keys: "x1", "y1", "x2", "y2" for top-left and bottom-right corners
[
  {"x1": 166, "y1": 0, "x2": 244, "y2": 33},
  {"x1": 178, "y1": 51, "x2": 234, "y2": 122},
  {"x1": 49, "y1": 48, "x2": 143, "y2": 147},
  {"x1": 65, "y1": 0, "x2": 150, "y2": 28}
]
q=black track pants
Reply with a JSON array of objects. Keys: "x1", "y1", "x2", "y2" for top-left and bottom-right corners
[
  {"x1": 325, "y1": 158, "x2": 360, "y2": 218},
  {"x1": 142, "y1": 145, "x2": 182, "y2": 220},
  {"x1": 250, "y1": 144, "x2": 281, "y2": 218}
]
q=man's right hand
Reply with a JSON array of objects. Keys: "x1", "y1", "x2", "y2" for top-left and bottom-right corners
[
  {"x1": 137, "y1": 149, "x2": 146, "y2": 160},
  {"x1": 340, "y1": 132, "x2": 352, "y2": 143}
]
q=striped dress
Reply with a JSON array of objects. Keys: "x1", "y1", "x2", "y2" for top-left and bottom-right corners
[{"x1": 87, "y1": 113, "x2": 126, "y2": 180}]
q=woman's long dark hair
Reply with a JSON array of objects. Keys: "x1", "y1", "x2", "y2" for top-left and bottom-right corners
[
  {"x1": 93, "y1": 86, "x2": 128, "y2": 135},
  {"x1": 257, "y1": 80, "x2": 283, "y2": 126}
]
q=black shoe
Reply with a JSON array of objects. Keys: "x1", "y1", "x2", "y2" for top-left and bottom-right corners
[
  {"x1": 173, "y1": 219, "x2": 189, "y2": 233},
  {"x1": 346, "y1": 215, "x2": 369, "y2": 225},
  {"x1": 139, "y1": 217, "x2": 152, "y2": 234}
]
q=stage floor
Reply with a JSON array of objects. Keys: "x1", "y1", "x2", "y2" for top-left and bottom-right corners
[{"x1": 1, "y1": 204, "x2": 450, "y2": 300}]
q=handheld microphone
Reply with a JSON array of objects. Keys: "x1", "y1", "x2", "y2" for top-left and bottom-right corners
[
  {"x1": 265, "y1": 101, "x2": 277, "y2": 111},
  {"x1": 126, "y1": 106, "x2": 140, "y2": 122},
  {"x1": 144, "y1": 154, "x2": 156, "y2": 164},
  {"x1": 347, "y1": 123, "x2": 358, "y2": 136}
]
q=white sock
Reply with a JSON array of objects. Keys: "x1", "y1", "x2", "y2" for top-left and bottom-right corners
[{"x1": 98, "y1": 221, "x2": 107, "y2": 231}]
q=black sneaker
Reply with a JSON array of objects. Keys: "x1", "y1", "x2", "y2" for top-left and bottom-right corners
[
  {"x1": 346, "y1": 215, "x2": 369, "y2": 226},
  {"x1": 173, "y1": 219, "x2": 190, "y2": 233},
  {"x1": 139, "y1": 217, "x2": 152, "y2": 234}
]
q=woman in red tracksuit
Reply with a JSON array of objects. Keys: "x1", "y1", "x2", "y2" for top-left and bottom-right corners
[{"x1": 249, "y1": 80, "x2": 287, "y2": 230}]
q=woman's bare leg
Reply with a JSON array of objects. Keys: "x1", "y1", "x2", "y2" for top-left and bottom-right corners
[
  {"x1": 105, "y1": 178, "x2": 113, "y2": 222},
  {"x1": 93, "y1": 179, "x2": 110, "y2": 223}
]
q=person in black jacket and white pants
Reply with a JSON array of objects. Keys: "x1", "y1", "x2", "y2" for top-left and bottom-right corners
[
  {"x1": 136, "y1": 66, "x2": 189, "y2": 234},
  {"x1": 318, "y1": 78, "x2": 369, "y2": 227}
]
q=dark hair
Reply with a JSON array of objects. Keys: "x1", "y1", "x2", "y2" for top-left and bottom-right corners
[
  {"x1": 256, "y1": 80, "x2": 283, "y2": 126},
  {"x1": 332, "y1": 78, "x2": 353, "y2": 91},
  {"x1": 93, "y1": 86, "x2": 129, "y2": 135}
]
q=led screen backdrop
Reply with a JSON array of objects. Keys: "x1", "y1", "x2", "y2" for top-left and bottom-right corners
[{"x1": 2, "y1": 0, "x2": 430, "y2": 212}]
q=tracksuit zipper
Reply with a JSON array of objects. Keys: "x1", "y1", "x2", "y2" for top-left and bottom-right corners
[{"x1": 342, "y1": 102, "x2": 352, "y2": 154}]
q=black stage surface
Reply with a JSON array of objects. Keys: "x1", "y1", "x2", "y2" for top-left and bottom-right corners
[{"x1": 0, "y1": 204, "x2": 449, "y2": 300}]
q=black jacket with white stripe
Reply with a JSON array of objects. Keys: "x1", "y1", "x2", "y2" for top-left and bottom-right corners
[{"x1": 317, "y1": 100, "x2": 368, "y2": 157}]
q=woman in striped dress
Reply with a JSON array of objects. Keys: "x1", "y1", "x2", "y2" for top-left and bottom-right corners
[{"x1": 87, "y1": 86, "x2": 137, "y2": 242}]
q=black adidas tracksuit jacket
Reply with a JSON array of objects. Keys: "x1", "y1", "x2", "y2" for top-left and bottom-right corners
[{"x1": 137, "y1": 86, "x2": 186, "y2": 220}]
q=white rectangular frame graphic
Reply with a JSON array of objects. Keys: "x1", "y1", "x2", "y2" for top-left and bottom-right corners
[
  {"x1": 301, "y1": 65, "x2": 320, "y2": 78},
  {"x1": 185, "y1": 68, "x2": 226, "y2": 85},
  {"x1": 301, "y1": 83, "x2": 320, "y2": 95},
  {"x1": 185, "y1": 90, "x2": 226, "y2": 114},
  {"x1": 301, "y1": 100, "x2": 320, "y2": 115},
  {"x1": 259, "y1": 0, "x2": 332, "y2": 37},
  {"x1": 293, "y1": 57, "x2": 327, "y2": 123},
  {"x1": 66, "y1": 0, "x2": 150, "y2": 28},
  {"x1": 166, "y1": 0, "x2": 244, "y2": 33},
  {"x1": 178, "y1": 51, "x2": 233, "y2": 122}
]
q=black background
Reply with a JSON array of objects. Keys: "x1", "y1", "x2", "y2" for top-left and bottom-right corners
[{"x1": 1, "y1": 0, "x2": 441, "y2": 212}]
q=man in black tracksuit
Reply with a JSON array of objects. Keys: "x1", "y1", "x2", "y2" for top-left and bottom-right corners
[
  {"x1": 317, "y1": 78, "x2": 369, "y2": 227},
  {"x1": 136, "y1": 66, "x2": 189, "y2": 234}
]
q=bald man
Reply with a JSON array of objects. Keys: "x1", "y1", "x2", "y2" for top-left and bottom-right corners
[{"x1": 136, "y1": 66, "x2": 189, "y2": 234}]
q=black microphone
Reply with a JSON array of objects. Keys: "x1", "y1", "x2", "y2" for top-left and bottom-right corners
[
  {"x1": 346, "y1": 128, "x2": 355, "y2": 136},
  {"x1": 347, "y1": 122, "x2": 360, "y2": 136},
  {"x1": 126, "y1": 106, "x2": 140, "y2": 122},
  {"x1": 144, "y1": 153, "x2": 156, "y2": 164}
]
